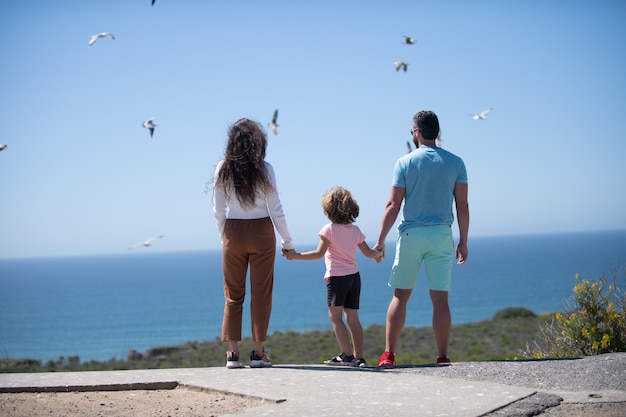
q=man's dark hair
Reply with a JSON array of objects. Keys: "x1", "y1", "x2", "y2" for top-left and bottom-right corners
[{"x1": 413, "y1": 110, "x2": 440, "y2": 141}]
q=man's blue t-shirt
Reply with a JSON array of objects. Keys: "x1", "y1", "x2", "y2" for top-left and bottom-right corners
[{"x1": 392, "y1": 146, "x2": 467, "y2": 233}]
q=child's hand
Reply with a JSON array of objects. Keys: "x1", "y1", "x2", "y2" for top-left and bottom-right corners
[{"x1": 282, "y1": 248, "x2": 295, "y2": 260}]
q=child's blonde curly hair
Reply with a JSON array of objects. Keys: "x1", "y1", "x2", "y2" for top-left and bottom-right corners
[{"x1": 321, "y1": 186, "x2": 359, "y2": 225}]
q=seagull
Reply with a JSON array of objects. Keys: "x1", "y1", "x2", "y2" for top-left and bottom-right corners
[
  {"x1": 394, "y1": 61, "x2": 408, "y2": 72},
  {"x1": 142, "y1": 117, "x2": 156, "y2": 138},
  {"x1": 129, "y1": 235, "x2": 163, "y2": 250},
  {"x1": 471, "y1": 108, "x2": 493, "y2": 120},
  {"x1": 88, "y1": 32, "x2": 115, "y2": 47},
  {"x1": 403, "y1": 36, "x2": 416, "y2": 45},
  {"x1": 152, "y1": 0, "x2": 156, "y2": 5},
  {"x1": 268, "y1": 109, "x2": 278, "y2": 135},
  {"x1": 0, "y1": 144, "x2": 6, "y2": 152}
]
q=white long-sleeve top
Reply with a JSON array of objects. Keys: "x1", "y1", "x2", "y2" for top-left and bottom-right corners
[{"x1": 212, "y1": 160, "x2": 294, "y2": 250}]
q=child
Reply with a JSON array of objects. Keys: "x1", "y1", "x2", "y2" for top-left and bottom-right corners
[{"x1": 283, "y1": 187, "x2": 382, "y2": 367}]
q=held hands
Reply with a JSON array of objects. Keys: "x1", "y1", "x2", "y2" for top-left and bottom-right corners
[
  {"x1": 374, "y1": 251, "x2": 384, "y2": 263},
  {"x1": 281, "y1": 248, "x2": 296, "y2": 260},
  {"x1": 373, "y1": 243, "x2": 385, "y2": 264}
]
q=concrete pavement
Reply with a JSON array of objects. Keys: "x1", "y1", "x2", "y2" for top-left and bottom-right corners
[
  {"x1": 2, "y1": 354, "x2": 626, "y2": 416},
  {"x1": 0, "y1": 364, "x2": 539, "y2": 417}
]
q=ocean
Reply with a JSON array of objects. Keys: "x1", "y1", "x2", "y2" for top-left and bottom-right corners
[{"x1": 1, "y1": 230, "x2": 625, "y2": 363}]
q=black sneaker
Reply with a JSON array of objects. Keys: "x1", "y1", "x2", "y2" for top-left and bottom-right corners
[
  {"x1": 324, "y1": 353, "x2": 355, "y2": 366},
  {"x1": 226, "y1": 351, "x2": 244, "y2": 369},
  {"x1": 250, "y1": 350, "x2": 272, "y2": 368},
  {"x1": 353, "y1": 358, "x2": 368, "y2": 368}
]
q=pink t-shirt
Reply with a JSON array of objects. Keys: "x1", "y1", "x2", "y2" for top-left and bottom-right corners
[{"x1": 319, "y1": 223, "x2": 366, "y2": 279}]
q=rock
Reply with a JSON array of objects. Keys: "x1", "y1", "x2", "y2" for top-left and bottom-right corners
[
  {"x1": 127, "y1": 349, "x2": 143, "y2": 361},
  {"x1": 143, "y1": 345, "x2": 194, "y2": 360}
]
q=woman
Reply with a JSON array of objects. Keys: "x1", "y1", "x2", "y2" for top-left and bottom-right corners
[{"x1": 212, "y1": 118, "x2": 294, "y2": 369}]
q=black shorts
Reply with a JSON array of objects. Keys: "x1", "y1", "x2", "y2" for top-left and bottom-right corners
[{"x1": 326, "y1": 272, "x2": 361, "y2": 309}]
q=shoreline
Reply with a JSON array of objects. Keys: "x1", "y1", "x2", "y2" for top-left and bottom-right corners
[{"x1": 2, "y1": 310, "x2": 552, "y2": 372}]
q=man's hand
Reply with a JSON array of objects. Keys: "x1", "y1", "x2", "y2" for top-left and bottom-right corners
[{"x1": 455, "y1": 242, "x2": 468, "y2": 265}]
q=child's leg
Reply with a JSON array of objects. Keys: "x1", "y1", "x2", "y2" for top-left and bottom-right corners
[
  {"x1": 328, "y1": 306, "x2": 352, "y2": 355},
  {"x1": 344, "y1": 308, "x2": 364, "y2": 359}
]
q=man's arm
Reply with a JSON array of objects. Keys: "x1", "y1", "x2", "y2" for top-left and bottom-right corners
[
  {"x1": 374, "y1": 186, "x2": 405, "y2": 257},
  {"x1": 454, "y1": 182, "x2": 469, "y2": 264}
]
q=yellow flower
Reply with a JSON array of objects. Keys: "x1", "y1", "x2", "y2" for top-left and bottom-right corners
[
  {"x1": 608, "y1": 302, "x2": 615, "y2": 312},
  {"x1": 555, "y1": 312, "x2": 563, "y2": 321},
  {"x1": 592, "y1": 341, "x2": 599, "y2": 351},
  {"x1": 574, "y1": 283, "x2": 582, "y2": 293},
  {"x1": 575, "y1": 273, "x2": 580, "y2": 279},
  {"x1": 601, "y1": 333, "x2": 610, "y2": 348},
  {"x1": 534, "y1": 352, "x2": 542, "y2": 359},
  {"x1": 581, "y1": 329, "x2": 589, "y2": 338},
  {"x1": 561, "y1": 330, "x2": 567, "y2": 336}
]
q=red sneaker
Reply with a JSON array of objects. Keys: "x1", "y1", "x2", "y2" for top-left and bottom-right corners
[
  {"x1": 377, "y1": 351, "x2": 395, "y2": 367},
  {"x1": 436, "y1": 355, "x2": 451, "y2": 364}
]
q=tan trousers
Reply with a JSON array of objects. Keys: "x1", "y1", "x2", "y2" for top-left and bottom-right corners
[{"x1": 221, "y1": 217, "x2": 276, "y2": 343}]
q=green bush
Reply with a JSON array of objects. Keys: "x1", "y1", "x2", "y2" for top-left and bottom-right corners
[
  {"x1": 522, "y1": 269, "x2": 626, "y2": 358},
  {"x1": 493, "y1": 307, "x2": 537, "y2": 320}
]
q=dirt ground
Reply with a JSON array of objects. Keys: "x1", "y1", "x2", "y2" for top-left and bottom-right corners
[
  {"x1": 0, "y1": 387, "x2": 267, "y2": 417},
  {"x1": 539, "y1": 402, "x2": 626, "y2": 417}
]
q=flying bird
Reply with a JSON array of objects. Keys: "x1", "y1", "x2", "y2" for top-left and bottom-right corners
[
  {"x1": 471, "y1": 108, "x2": 493, "y2": 120},
  {"x1": 152, "y1": 0, "x2": 156, "y2": 5},
  {"x1": 88, "y1": 32, "x2": 115, "y2": 47},
  {"x1": 403, "y1": 36, "x2": 416, "y2": 45},
  {"x1": 142, "y1": 117, "x2": 156, "y2": 138},
  {"x1": 268, "y1": 109, "x2": 279, "y2": 135},
  {"x1": 394, "y1": 61, "x2": 408, "y2": 72},
  {"x1": 406, "y1": 141, "x2": 413, "y2": 154},
  {"x1": 129, "y1": 235, "x2": 163, "y2": 250},
  {"x1": 0, "y1": 144, "x2": 6, "y2": 152}
]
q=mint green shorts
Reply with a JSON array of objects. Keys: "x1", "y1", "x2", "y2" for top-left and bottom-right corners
[{"x1": 389, "y1": 225, "x2": 454, "y2": 291}]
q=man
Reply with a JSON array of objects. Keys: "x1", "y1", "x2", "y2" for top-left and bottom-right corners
[{"x1": 374, "y1": 110, "x2": 469, "y2": 366}]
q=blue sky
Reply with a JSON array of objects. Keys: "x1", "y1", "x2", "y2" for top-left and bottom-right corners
[{"x1": 1, "y1": 0, "x2": 625, "y2": 259}]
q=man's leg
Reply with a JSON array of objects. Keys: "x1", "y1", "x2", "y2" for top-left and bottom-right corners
[
  {"x1": 385, "y1": 288, "x2": 412, "y2": 352},
  {"x1": 430, "y1": 289, "x2": 451, "y2": 358}
]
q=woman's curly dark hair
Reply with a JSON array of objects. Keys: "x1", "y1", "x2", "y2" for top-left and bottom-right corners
[
  {"x1": 215, "y1": 118, "x2": 274, "y2": 209},
  {"x1": 321, "y1": 186, "x2": 359, "y2": 224}
]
